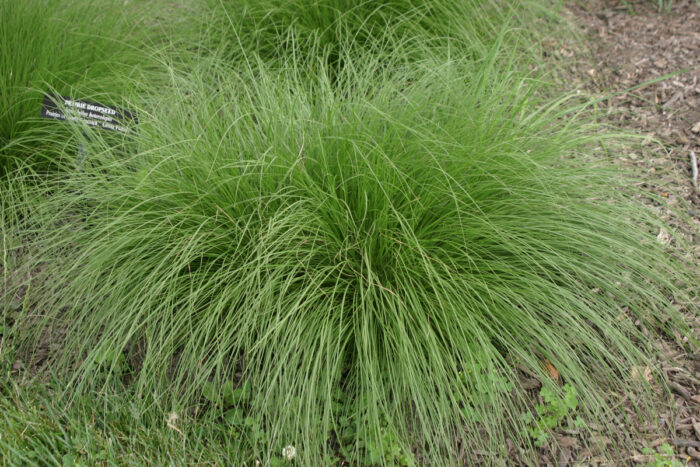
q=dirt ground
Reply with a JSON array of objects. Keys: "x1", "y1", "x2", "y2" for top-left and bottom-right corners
[
  {"x1": 533, "y1": 0, "x2": 700, "y2": 464},
  {"x1": 568, "y1": 0, "x2": 699, "y2": 210}
]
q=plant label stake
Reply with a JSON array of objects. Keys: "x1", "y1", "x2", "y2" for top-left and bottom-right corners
[{"x1": 40, "y1": 93, "x2": 138, "y2": 168}]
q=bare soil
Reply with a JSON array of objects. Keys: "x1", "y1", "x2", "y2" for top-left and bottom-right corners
[{"x1": 539, "y1": 0, "x2": 700, "y2": 464}]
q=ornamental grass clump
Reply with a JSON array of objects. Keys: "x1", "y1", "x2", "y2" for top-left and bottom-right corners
[
  {"x1": 21, "y1": 53, "x2": 691, "y2": 464},
  {"x1": 199, "y1": 0, "x2": 554, "y2": 74}
]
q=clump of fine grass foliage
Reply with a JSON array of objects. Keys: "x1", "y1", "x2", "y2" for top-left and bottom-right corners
[
  {"x1": 0, "y1": 0, "x2": 168, "y2": 175},
  {"x1": 17, "y1": 47, "x2": 693, "y2": 464},
  {"x1": 197, "y1": 0, "x2": 558, "y2": 73}
]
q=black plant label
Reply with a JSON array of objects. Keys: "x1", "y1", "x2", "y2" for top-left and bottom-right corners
[{"x1": 41, "y1": 94, "x2": 137, "y2": 134}]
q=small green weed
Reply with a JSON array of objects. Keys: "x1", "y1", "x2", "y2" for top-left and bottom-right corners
[
  {"x1": 453, "y1": 364, "x2": 515, "y2": 422},
  {"x1": 656, "y1": 0, "x2": 673, "y2": 13},
  {"x1": 520, "y1": 384, "x2": 585, "y2": 447},
  {"x1": 336, "y1": 412, "x2": 414, "y2": 466},
  {"x1": 642, "y1": 443, "x2": 682, "y2": 467},
  {"x1": 201, "y1": 380, "x2": 274, "y2": 462},
  {"x1": 339, "y1": 423, "x2": 414, "y2": 466}
]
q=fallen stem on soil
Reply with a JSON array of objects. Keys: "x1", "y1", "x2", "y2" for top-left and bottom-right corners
[{"x1": 690, "y1": 150, "x2": 697, "y2": 189}]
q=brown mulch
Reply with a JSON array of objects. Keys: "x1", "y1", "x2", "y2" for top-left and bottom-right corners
[
  {"x1": 569, "y1": 0, "x2": 700, "y2": 210},
  {"x1": 535, "y1": 0, "x2": 700, "y2": 465},
  {"x1": 583, "y1": 0, "x2": 700, "y2": 151}
]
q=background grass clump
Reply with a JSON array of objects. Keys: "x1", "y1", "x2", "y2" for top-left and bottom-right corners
[
  {"x1": 0, "y1": 0, "x2": 167, "y2": 175},
  {"x1": 13, "y1": 45, "x2": 692, "y2": 464},
  {"x1": 197, "y1": 0, "x2": 557, "y2": 75}
]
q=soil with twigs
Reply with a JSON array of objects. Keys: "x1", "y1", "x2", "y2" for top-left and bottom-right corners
[
  {"x1": 569, "y1": 0, "x2": 699, "y2": 214},
  {"x1": 537, "y1": 0, "x2": 700, "y2": 464}
]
